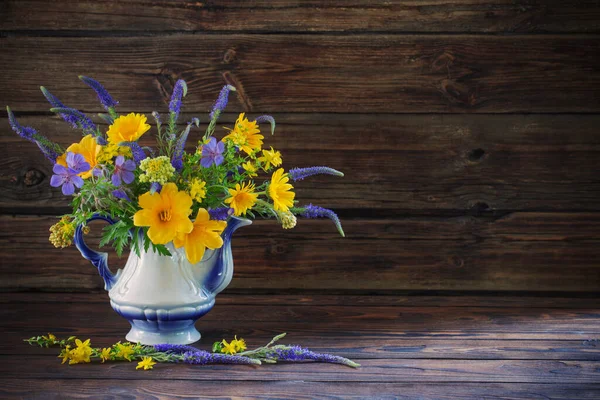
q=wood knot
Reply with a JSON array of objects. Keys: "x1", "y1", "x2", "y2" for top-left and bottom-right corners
[
  {"x1": 431, "y1": 51, "x2": 455, "y2": 72},
  {"x1": 23, "y1": 168, "x2": 45, "y2": 186},
  {"x1": 467, "y1": 148, "x2": 486, "y2": 162},
  {"x1": 448, "y1": 255, "x2": 464, "y2": 268},
  {"x1": 223, "y1": 48, "x2": 237, "y2": 64},
  {"x1": 469, "y1": 202, "x2": 490, "y2": 216},
  {"x1": 439, "y1": 79, "x2": 479, "y2": 108}
]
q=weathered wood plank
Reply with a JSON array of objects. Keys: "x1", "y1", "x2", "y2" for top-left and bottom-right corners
[
  {"x1": 1, "y1": 355, "x2": 599, "y2": 383},
  {"x1": 1, "y1": 35, "x2": 599, "y2": 113},
  {"x1": 3, "y1": 114, "x2": 600, "y2": 212},
  {"x1": 1, "y1": 214, "x2": 599, "y2": 292},
  {"x1": 3, "y1": 1, "x2": 600, "y2": 33},
  {"x1": 1, "y1": 380, "x2": 599, "y2": 400}
]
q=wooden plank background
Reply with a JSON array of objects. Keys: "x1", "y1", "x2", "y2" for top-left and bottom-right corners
[{"x1": 0, "y1": 0, "x2": 599, "y2": 293}]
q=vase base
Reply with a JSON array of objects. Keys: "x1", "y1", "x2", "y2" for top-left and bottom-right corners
[{"x1": 126, "y1": 324, "x2": 201, "y2": 345}]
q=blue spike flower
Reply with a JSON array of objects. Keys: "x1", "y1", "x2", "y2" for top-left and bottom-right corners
[
  {"x1": 40, "y1": 87, "x2": 79, "y2": 128},
  {"x1": 7, "y1": 106, "x2": 62, "y2": 162},
  {"x1": 169, "y1": 79, "x2": 187, "y2": 122},
  {"x1": 79, "y1": 76, "x2": 118, "y2": 111},
  {"x1": 288, "y1": 166, "x2": 344, "y2": 182},
  {"x1": 301, "y1": 204, "x2": 345, "y2": 237},
  {"x1": 49, "y1": 107, "x2": 97, "y2": 135},
  {"x1": 120, "y1": 142, "x2": 147, "y2": 164},
  {"x1": 209, "y1": 85, "x2": 235, "y2": 120},
  {"x1": 208, "y1": 207, "x2": 234, "y2": 221},
  {"x1": 255, "y1": 115, "x2": 276, "y2": 135},
  {"x1": 171, "y1": 118, "x2": 199, "y2": 170}
]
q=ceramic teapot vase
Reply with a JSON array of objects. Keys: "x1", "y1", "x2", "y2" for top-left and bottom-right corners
[{"x1": 74, "y1": 214, "x2": 251, "y2": 345}]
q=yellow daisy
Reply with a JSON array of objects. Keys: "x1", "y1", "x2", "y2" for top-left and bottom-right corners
[
  {"x1": 242, "y1": 161, "x2": 258, "y2": 178},
  {"x1": 114, "y1": 343, "x2": 135, "y2": 362},
  {"x1": 173, "y1": 208, "x2": 227, "y2": 264},
  {"x1": 224, "y1": 182, "x2": 258, "y2": 216},
  {"x1": 136, "y1": 356, "x2": 157, "y2": 370},
  {"x1": 221, "y1": 339, "x2": 237, "y2": 355},
  {"x1": 107, "y1": 113, "x2": 150, "y2": 145},
  {"x1": 133, "y1": 183, "x2": 194, "y2": 245},
  {"x1": 222, "y1": 113, "x2": 264, "y2": 155},
  {"x1": 268, "y1": 168, "x2": 295, "y2": 212},
  {"x1": 100, "y1": 347, "x2": 112, "y2": 363},
  {"x1": 258, "y1": 147, "x2": 282, "y2": 171}
]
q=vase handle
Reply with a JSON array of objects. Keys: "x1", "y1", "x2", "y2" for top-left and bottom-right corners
[{"x1": 74, "y1": 214, "x2": 121, "y2": 291}]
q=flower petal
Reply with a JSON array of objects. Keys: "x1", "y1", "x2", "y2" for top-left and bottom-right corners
[
  {"x1": 133, "y1": 209, "x2": 156, "y2": 228},
  {"x1": 138, "y1": 191, "x2": 162, "y2": 210},
  {"x1": 147, "y1": 221, "x2": 177, "y2": 244},
  {"x1": 121, "y1": 170, "x2": 135, "y2": 184},
  {"x1": 72, "y1": 175, "x2": 84, "y2": 188},
  {"x1": 62, "y1": 181, "x2": 75, "y2": 195},
  {"x1": 50, "y1": 175, "x2": 64, "y2": 187}
]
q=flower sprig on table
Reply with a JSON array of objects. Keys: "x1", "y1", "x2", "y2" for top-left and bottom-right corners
[
  {"x1": 7, "y1": 77, "x2": 345, "y2": 264},
  {"x1": 25, "y1": 333, "x2": 360, "y2": 370}
]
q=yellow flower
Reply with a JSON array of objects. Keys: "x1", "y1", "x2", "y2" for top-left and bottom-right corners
[
  {"x1": 44, "y1": 333, "x2": 57, "y2": 342},
  {"x1": 242, "y1": 161, "x2": 258, "y2": 178},
  {"x1": 221, "y1": 339, "x2": 237, "y2": 355},
  {"x1": 232, "y1": 336, "x2": 247, "y2": 352},
  {"x1": 133, "y1": 183, "x2": 194, "y2": 245},
  {"x1": 100, "y1": 347, "x2": 112, "y2": 363},
  {"x1": 49, "y1": 216, "x2": 76, "y2": 248},
  {"x1": 278, "y1": 210, "x2": 297, "y2": 229},
  {"x1": 97, "y1": 142, "x2": 131, "y2": 164},
  {"x1": 114, "y1": 342, "x2": 135, "y2": 361},
  {"x1": 136, "y1": 356, "x2": 157, "y2": 370},
  {"x1": 173, "y1": 208, "x2": 227, "y2": 264},
  {"x1": 268, "y1": 169, "x2": 295, "y2": 212},
  {"x1": 62, "y1": 135, "x2": 102, "y2": 179},
  {"x1": 139, "y1": 156, "x2": 175, "y2": 185},
  {"x1": 58, "y1": 345, "x2": 71, "y2": 364},
  {"x1": 69, "y1": 338, "x2": 92, "y2": 364},
  {"x1": 188, "y1": 178, "x2": 207, "y2": 203},
  {"x1": 224, "y1": 182, "x2": 258, "y2": 216},
  {"x1": 107, "y1": 113, "x2": 150, "y2": 145},
  {"x1": 258, "y1": 147, "x2": 282, "y2": 171},
  {"x1": 222, "y1": 113, "x2": 264, "y2": 155}
]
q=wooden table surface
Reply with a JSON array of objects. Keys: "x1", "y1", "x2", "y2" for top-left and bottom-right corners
[{"x1": 1, "y1": 292, "x2": 599, "y2": 399}]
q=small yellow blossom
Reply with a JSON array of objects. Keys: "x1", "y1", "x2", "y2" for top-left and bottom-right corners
[
  {"x1": 49, "y1": 216, "x2": 76, "y2": 248},
  {"x1": 139, "y1": 156, "x2": 175, "y2": 185},
  {"x1": 100, "y1": 347, "x2": 112, "y2": 363},
  {"x1": 133, "y1": 183, "x2": 193, "y2": 245},
  {"x1": 258, "y1": 147, "x2": 282, "y2": 171},
  {"x1": 114, "y1": 342, "x2": 135, "y2": 361},
  {"x1": 222, "y1": 113, "x2": 264, "y2": 155},
  {"x1": 136, "y1": 356, "x2": 157, "y2": 370},
  {"x1": 58, "y1": 345, "x2": 71, "y2": 364},
  {"x1": 221, "y1": 339, "x2": 237, "y2": 355},
  {"x1": 224, "y1": 182, "x2": 258, "y2": 216},
  {"x1": 232, "y1": 336, "x2": 247, "y2": 352},
  {"x1": 173, "y1": 208, "x2": 227, "y2": 264},
  {"x1": 188, "y1": 178, "x2": 207, "y2": 203},
  {"x1": 268, "y1": 169, "x2": 295, "y2": 212},
  {"x1": 69, "y1": 338, "x2": 93, "y2": 365},
  {"x1": 242, "y1": 161, "x2": 258, "y2": 178},
  {"x1": 97, "y1": 142, "x2": 131, "y2": 164},
  {"x1": 107, "y1": 113, "x2": 150, "y2": 145},
  {"x1": 42, "y1": 333, "x2": 57, "y2": 342}
]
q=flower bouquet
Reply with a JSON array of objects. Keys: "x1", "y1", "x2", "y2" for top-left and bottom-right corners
[{"x1": 7, "y1": 77, "x2": 345, "y2": 344}]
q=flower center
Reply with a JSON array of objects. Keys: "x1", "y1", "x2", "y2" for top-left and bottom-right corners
[{"x1": 159, "y1": 209, "x2": 172, "y2": 222}]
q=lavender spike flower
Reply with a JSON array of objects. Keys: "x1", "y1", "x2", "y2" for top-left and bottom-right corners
[
  {"x1": 97, "y1": 113, "x2": 114, "y2": 125},
  {"x1": 289, "y1": 166, "x2": 344, "y2": 182},
  {"x1": 171, "y1": 118, "x2": 199, "y2": 171},
  {"x1": 153, "y1": 344, "x2": 201, "y2": 354},
  {"x1": 209, "y1": 207, "x2": 234, "y2": 221},
  {"x1": 181, "y1": 350, "x2": 260, "y2": 366},
  {"x1": 7, "y1": 106, "x2": 63, "y2": 162},
  {"x1": 210, "y1": 85, "x2": 236, "y2": 120},
  {"x1": 169, "y1": 79, "x2": 187, "y2": 122},
  {"x1": 266, "y1": 345, "x2": 359, "y2": 368},
  {"x1": 40, "y1": 87, "x2": 79, "y2": 128},
  {"x1": 79, "y1": 76, "x2": 118, "y2": 111},
  {"x1": 255, "y1": 115, "x2": 276, "y2": 135},
  {"x1": 49, "y1": 107, "x2": 97, "y2": 135},
  {"x1": 301, "y1": 204, "x2": 345, "y2": 237},
  {"x1": 120, "y1": 142, "x2": 147, "y2": 164}
]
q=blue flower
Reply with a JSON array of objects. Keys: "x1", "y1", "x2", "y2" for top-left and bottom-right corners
[
  {"x1": 40, "y1": 87, "x2": 79, "y2": 128},
  {"x1": 208, "y1": 207, "x2": 234, "y2": 221},
  {"x1": 209, "y1": 85, "x2": 235, "y2": 120},
  {"x1": 169, "y1": 79, "x2": 187, "y2": 122},
  {"x1": 120, "y1": 142, "x2": 147, "y2": 164},
  {"x1": 255, "y1": 114, "x2": 276, "y2": 135},
  {"x1": 302, "y1": 204, "x2": 345, "y2": 237},
  {"x1": 7, "y1": 106, "x2": 63, "y2": 163},
  {"x1": 200, "y1": 137, "x2": 224, "y2": 168},
  {"x1": 111, "y1": 189, "x2": 131, "y2": 201},
  {"x1": 50, "y1": 152, "x2": 90, "y2": 195},
  {"x1": 79, "y1": 76, "x2": 118, "y2": 110},
  {"x1": 111, "y1": 155, "x2": 136, "y2": 186},
  {"x1": 288, "y1": 166, "x2": 344, "y2": 182}
]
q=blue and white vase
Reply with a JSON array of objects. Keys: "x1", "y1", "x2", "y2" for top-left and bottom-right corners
[{"x1": 74, "y1": 214, "x2": 251, "y2": 345}]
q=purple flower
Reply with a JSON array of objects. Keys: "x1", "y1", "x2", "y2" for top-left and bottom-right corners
[
  {"x1": 200, "y1": 137, "x2": 224, "y2": 168},
  {"x1": 111, "y1": 189, "x2": 130, "y2": 201},
  {"x1": 120, "y1": 142, "x2": 147, "y2": 164},
  {"x1": 171, "y1": 119, "x2": 199, "y2": 171},
  {"x1": 267, "y1": 345, "x2": 359, "y2": 368},
  {"x1": 111, "y1": 155, "x2": 136, "y2": 186},
  {"x1": 209, "y1": 85, "x2": 235, "y2": 120},
  {"x1": 40, "y1": 87, "x2": 79, "y2": 128},
  {"x1": 153, "y1": 344, "x2": 200, "y2": 354},
  {"x1": 50, "y1": 152, "x2": 90, "y2": 195},
  {"x1": 7, "y1": 106, "x2": 62, "y2": 163},
  {"x1": 181, "y1": 350, "x2": 260, "y2": 366},
  {"x1": 49, "y1": 107, "x2": 97, "y2": 135},
  {"x1": 302, "y1": 204, "x2": 345, "y2": 237},
  {"x1": 79, "y1": 76, "x2": 118, "y2": 110},
  {"x1": 255, "y1": 115, "x2": 276, "y2": 135},
  {"x1": 289, "y1": 166, "x2": 344, "y2": 182},
  {"x1": 209, "y1": 207, "x2": 234, "y2": 221},
  {"x1": 169, "y1": 79, "x2": 187, "y2": 121}
]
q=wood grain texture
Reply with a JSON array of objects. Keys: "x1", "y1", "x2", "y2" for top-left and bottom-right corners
[
  {"x1": 1, "y1": 35, "x2": 599, "y2": 113},
  {"x1": 1, "y1": 214, "x2": 599, "y2": 292},
  {"x1": 3, "y1": 114, "x2": 600, "y2": 213},
  {"x1": 2, "y1": 0, "x2": 600, "y2": 33},
  {"x1": 1, "y1": 380, "x2": 599, "y2": 400}
]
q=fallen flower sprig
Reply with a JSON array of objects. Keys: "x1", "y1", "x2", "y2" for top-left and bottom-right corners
[{"x1": 25, "y1": 333, "x2": 360, "y2": 370}]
